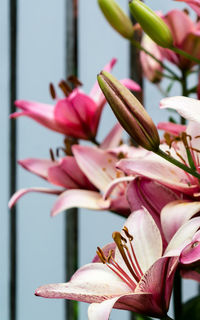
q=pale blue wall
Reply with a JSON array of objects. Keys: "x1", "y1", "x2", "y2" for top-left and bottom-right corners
[{"x1": 1, "y1": 0, "x2": 198, "y2": 319}]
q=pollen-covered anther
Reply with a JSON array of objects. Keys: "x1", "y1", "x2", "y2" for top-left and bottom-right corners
[
  {"x1": 123, "y1": 226, "x2": 133, "y2": 241},
  {"x1": 58, "y1": 80, "x2": 73, "y2": 97},
  {"x1": 49, "y1": 83, "x2": 56, "y2": 99},
  {"x1": 49, "y1": 148, "x2": 55, "y2": 161},
  {"x1": 96, "y1": 247, "x2": 107, "y2": 264},
  {"x1": 67, "y1": 75, "x2": 83, "y2": 87}
]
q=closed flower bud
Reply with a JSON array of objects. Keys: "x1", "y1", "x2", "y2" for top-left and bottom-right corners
[
  {"x1": 129, "y1": 0, "x2": 173, "y2": 48},
  {"x1": 97, "y1": 71, "x2": 160, "y2": 151},
  {"x1": 98, "y1": 0, "x2": 134, "y2": 39}
]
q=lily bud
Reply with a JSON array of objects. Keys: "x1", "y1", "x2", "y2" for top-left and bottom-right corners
[
  {"x1": 98, "y1": 0, "x2": 134, "y2": 39},
  {"x1": 97, "y1": 71, "x2": 160, "y2": 151},
  {"x1": 129, "y1": 0, "x2": 173, "y2": 48}
]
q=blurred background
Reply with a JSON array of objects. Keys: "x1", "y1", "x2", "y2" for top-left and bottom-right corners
[{"x1": 1, "y1": 0, "x2": 198, "y2": 319}]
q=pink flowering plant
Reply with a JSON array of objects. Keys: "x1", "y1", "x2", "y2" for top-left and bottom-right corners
[{"x1": 10, "y1": 0, "x2": 200, "y2": 319}]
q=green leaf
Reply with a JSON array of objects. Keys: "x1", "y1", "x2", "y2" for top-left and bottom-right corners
[{"x1": 181, "y1": 296, "x2": 200, "y2": 320}]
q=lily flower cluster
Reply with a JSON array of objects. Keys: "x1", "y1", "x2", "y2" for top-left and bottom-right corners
[{"x1": 10, "y1": 0, "x2": 200, "y2": 319}]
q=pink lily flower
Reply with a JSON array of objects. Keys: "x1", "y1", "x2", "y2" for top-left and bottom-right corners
[
  {"x1": 160, "y1": 10, "x2": 200, "y2": 69},
  {"x1": 175, "y1": 0, "x2": 200, "y2": 17},
  {"x1": 140, "y1": 34, "x2": 163, "y2": 83},
  {"x1": 9, "y1": 125, "x2": 134, "y2": 216},
  {"x1": 11, "y1": 58, "x2": 140, "y2": 140},
  {"x1": 117, "y1": 118, "x2": 200, "y2": 196},
  {"x1": 35, "y1": 208, "x2": 200, "y2": 319}
]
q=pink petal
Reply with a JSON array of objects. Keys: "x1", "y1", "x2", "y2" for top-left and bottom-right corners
[
  {"x1": 127, "y1": 178, "x2": 179, "y2": 248},
  {"x1": 54, "y1": 91, "x2": 97, "y2": 139},
  {"x1": 88, "y1": 296, "x2": 122, "y2": 320},
  {"x1": 163, "y1": 10, "x2": 194, "y2": 45},
  {"x1": 18, "y1": 158, "x2": 56, "y2": 180},
  {"x1": 104, "y1": 176, "x2": 134, "y2": 200},
  {"x1": 164, "y1": 217, "x2": 200, "y2": 257},
  {"x1": 109, "y1": 195, "x2": 130, "y2": 217},
  {"x1": 120, "y1": 79, "x2": 141, "y2": 92},
  {"x1": 175, "y1": 1, "x2": 200, "y2": 16},
  {"x1": 180, "y1": 230, "x2": 200, "y2": 264},
  {"x1": 8, "y1": 188, "x2": 61, "y2": 208},
  {"x1": 12, "y1": 100, "x2": 63, "y2": 133},
  {"x1": 115, "y1": 209, "x2": 163, "y2": 274},
  {"x1": 89, "y1": 256, "x2": 178, "y2": 319},
  {"x1": 35, "y1": 263, "x2": 131, "y2": 302},
  {"x1": 135, "y1": 256, "x2": 178, "y2": 317},
  {"x1": 161, "y1": 200, "x2": 200, "y2": 243},
  {"x1": 100, "y1": 123, "x2": 123, "y2": 150},
  {"x1": 127, "y1": 178, "x2": 179, "y2": 224},
  {"x1": 181, "y1": 269, "x2": 200, "y2": 282},
  {"x1": 117, "y1": 155, "x2": 198, "y2": 195},
  {"x1": 157, "y1": 122, "x2": 186, "y2": 135},
  {"x1": 51, "y1": 190, "x2": 110, "y2": 216},
  {"x1": 160, "y1": 96, "x2": 200, "y2": 123},
  {"x1": 72, "y1": 145, "x2": 117, "y2": 192},
  {"x1": 48, "y1": 156, "x2": 95, "y2": 190},
  {"x1": 89, "y1": 58, "x2": 117, "y2": 106}
]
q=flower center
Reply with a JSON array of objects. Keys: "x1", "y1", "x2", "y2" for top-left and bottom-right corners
[{"x1": 96, "y1": 226, "x2": 143, "y2": 290}]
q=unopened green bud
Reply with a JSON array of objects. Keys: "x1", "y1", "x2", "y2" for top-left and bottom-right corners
[
  {"x1": 97, "y1": 71, "x2": 160, "y2": 151},
  {"x1": 129, "y1": 0, "x2": 173, "y2": 48},
  {"x1": 98, "y1": 0, "x2": 134, "y2": 39}
]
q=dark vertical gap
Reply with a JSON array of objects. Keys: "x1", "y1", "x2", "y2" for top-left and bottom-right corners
[
  {"x1": 129, "y1": 11, "x2": 143, "y2": 320},
  {"x1": 65, "y1": 1, "x2": 79, "y2": 319},
  {"x1": 9, "y1": 1, "x2": 18, "y2": 320}
]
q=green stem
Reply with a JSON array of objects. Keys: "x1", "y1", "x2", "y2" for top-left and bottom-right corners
[
  {"x1": 173, "y1": 271, "x2": 182, "y2": 320},
  {"x1": 131, "y1": 39, "x2": 180, "y2": 81},
  {"x1": 172, "y1": 46, "x2": 200, "y2": 65},
  {"x1": 156, "y1": 148, "x2": 200, "y2": 179}
]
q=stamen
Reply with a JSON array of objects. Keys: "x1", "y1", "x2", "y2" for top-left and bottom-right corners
[
  {"x1": 67, "y1": 75, "x2": 83, "y2": 87},
  {"x1": 58, "y1": 80, "x2": 72, "y2": 97},
  {"x1": 56, "y1": 147, "x2": 67, "y2": 157},
  {"x1": 123, "y1": 226, "x2": 133, "y2": 241},
  {"x1": 112, "y1": 232, "x2": 140, "y2": 282},
  {"x1": 182, "y1": 133, "x2": 196, "y2": 171},
  {"x1": 123, "y1": 227, "x2": 143, "y2": 277},
  {"x1": 49, "y1": 148, "x2": 55, "y2": 161},
  {"x1": 175, "y1": 151, "x2": 188, "y2": 166},
  {"x1": 96, "y1": 247, "x2": 107, "y2": 264},
  {"x1": 49, "y1": 83, "x2": 56, "y2": 99}
]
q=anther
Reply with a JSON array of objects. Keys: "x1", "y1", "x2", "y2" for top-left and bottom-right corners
[
  {"x1": 56, "y1": 147, "x2": 67, "y2": 157},
  {"x1": 49, "y1": 83, "x2": 56, "y2": 99},
  {"x1": 123, "y1": 226, "x2": 133, "y2": 241},
  {"x1": 96, "y1": 247, "x2": 106, "y2": 264},
  {"x1": 67, "y1": 75, "x2": 83, "y2": 87},
  {"x1": 49, "y1": 148, "x2": 55, "y2": 161},
  {"x1": 58, "y1": 80, "x2": 72, "y2": 97}
]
